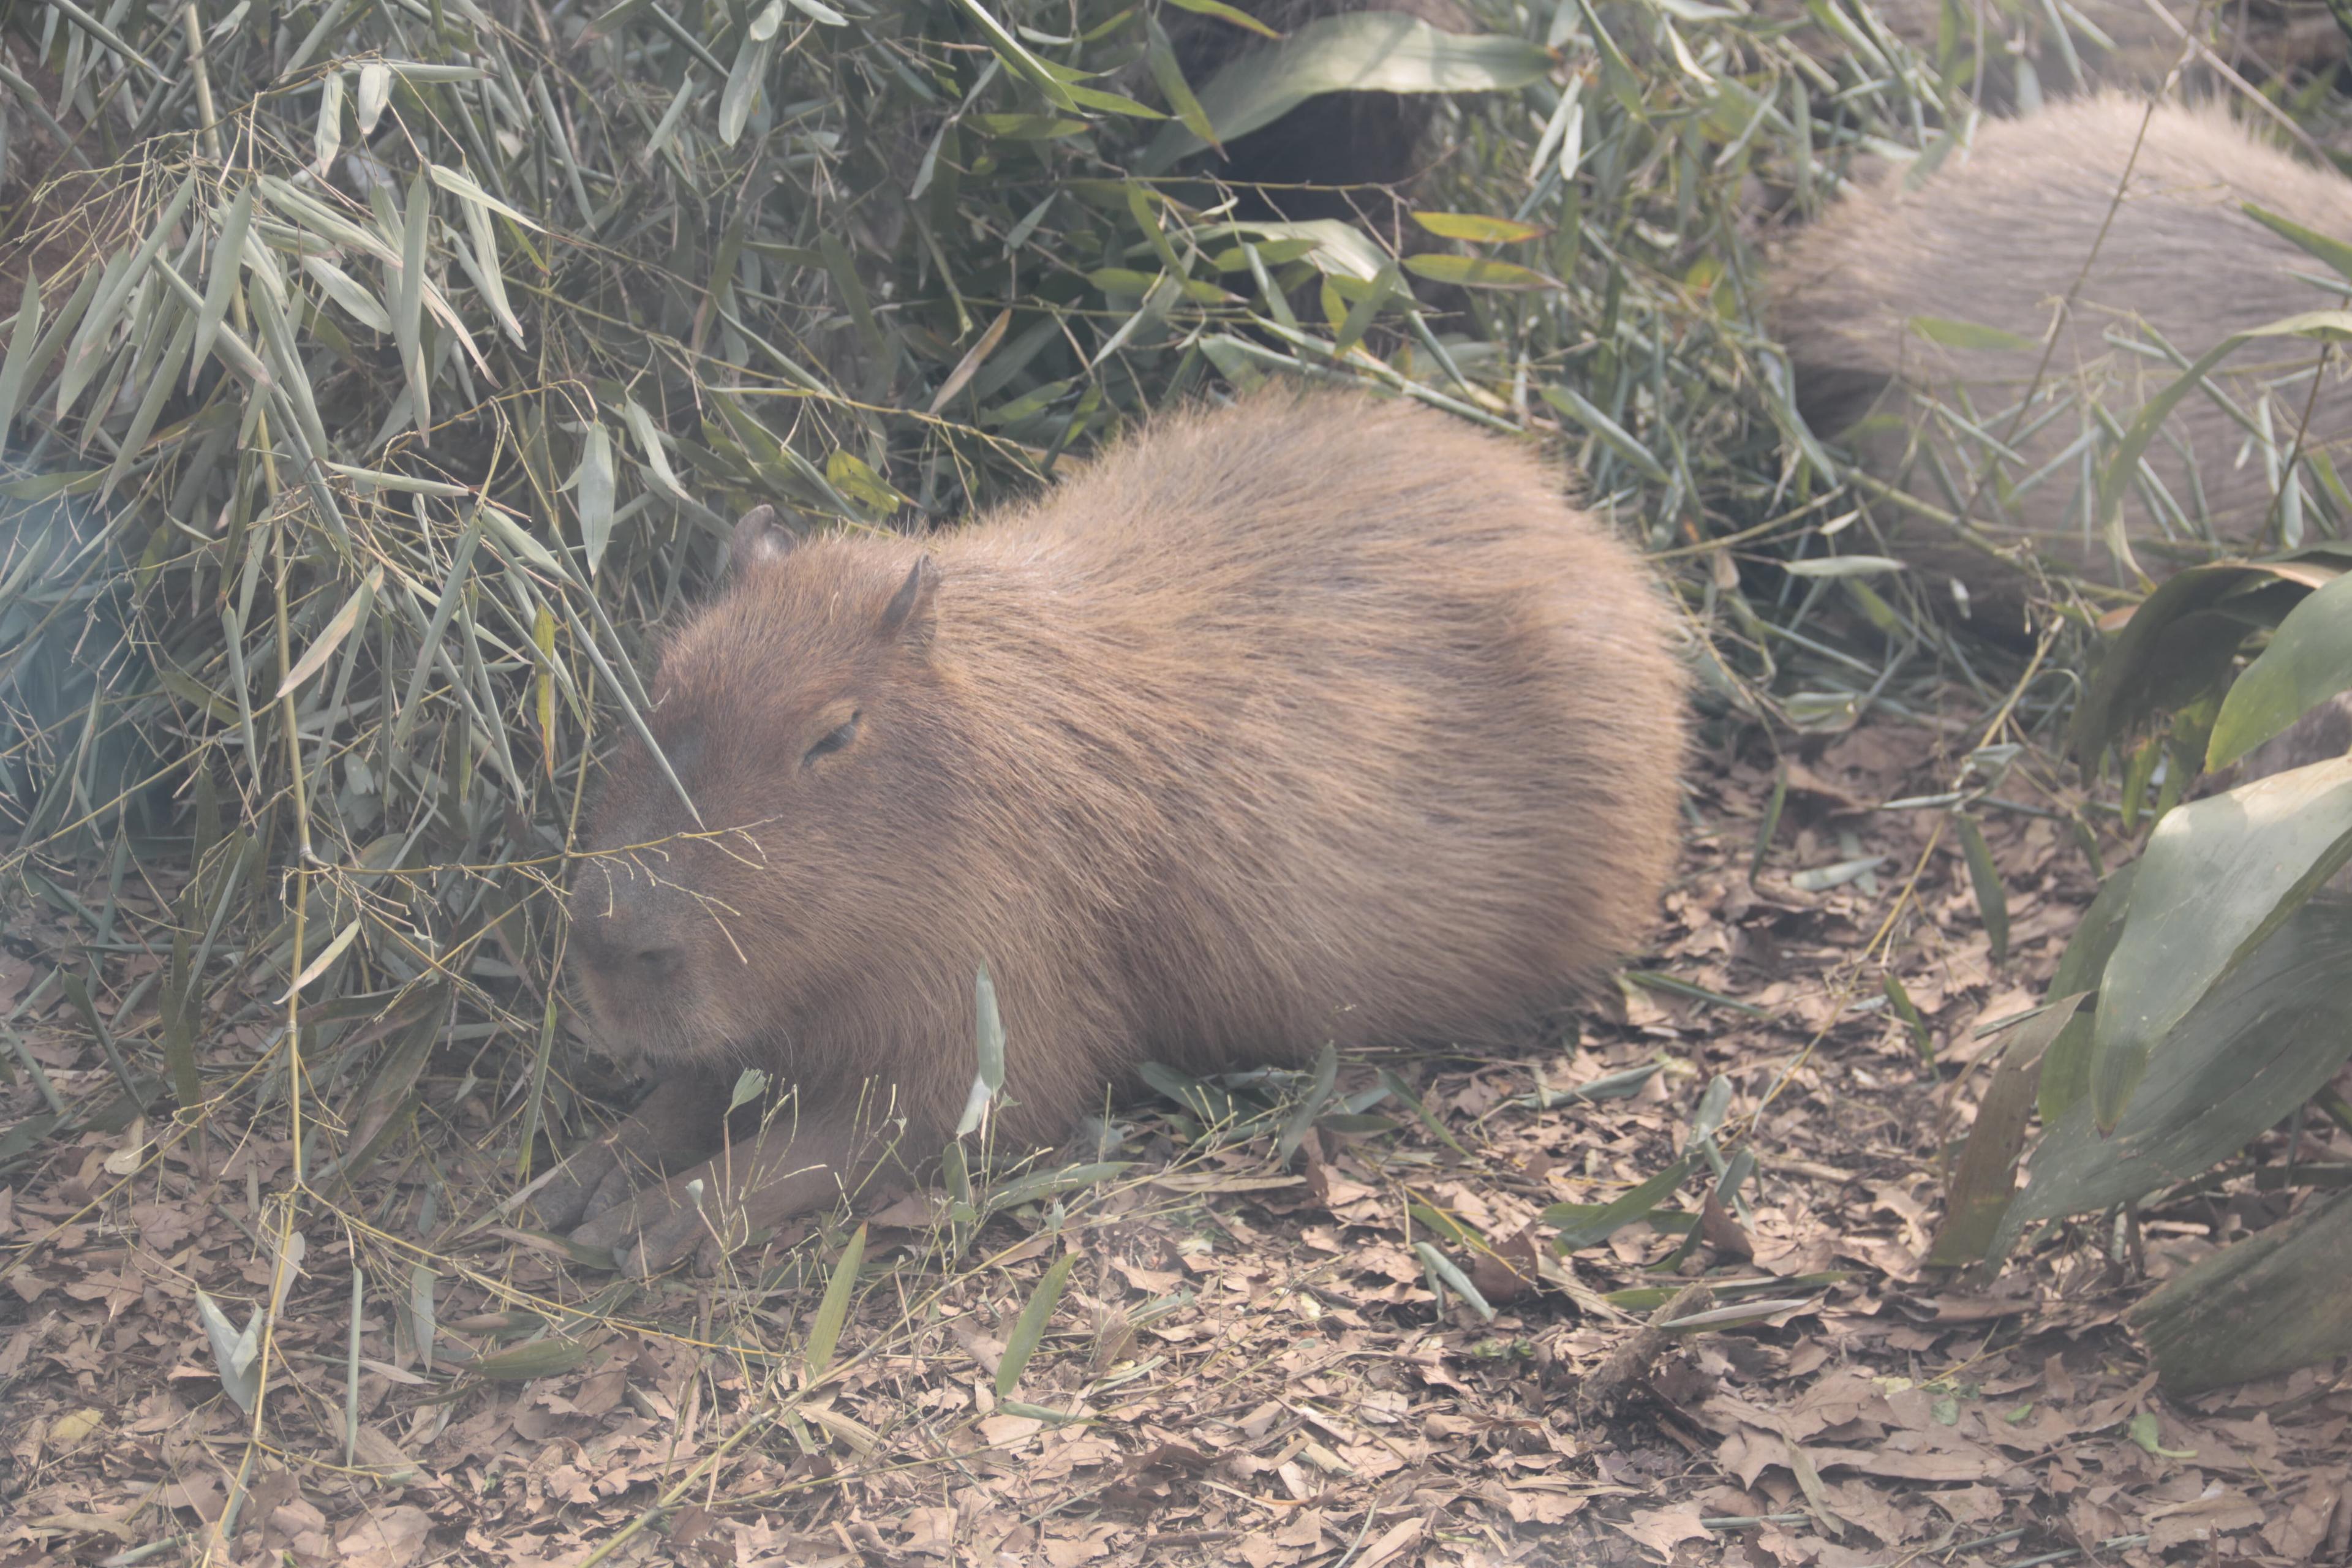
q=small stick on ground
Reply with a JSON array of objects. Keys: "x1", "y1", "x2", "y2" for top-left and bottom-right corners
[{"x1": 1574, "y1": 1282, "x2": 1714, "y2": 1421}]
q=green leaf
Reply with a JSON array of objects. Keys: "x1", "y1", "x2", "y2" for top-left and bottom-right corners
[
  {"x1": 464, "y1": 1339, "x2": 588, "y2": 1381},
  {"x1": 2208, "y1": 570, "x2": 2352, "y2": 770},
  {"x1": 1544, "y1": 1157, "x2": 1691, "y2": 1253},
  {"x1": 276, "y1": 567, "x2": 382, "y2": 701},
  {"x1": 1162, "y1": 0, "x2": 1281, "y2": 39},
  {"x1": 2243, "y1": 202, "x2": 2352, "y2": 286},
  {"x1": 824, "y1": 450, "x2": 906, "y2": 516},
  {"x1": 1144, "y1": 15, "x2": 1555, "y2": 168},
  {"x1": 1401, "y1": 253, "x2": 1557, "y2": 290},
  {"x1": 996, "y1": 1251, "x2": 1077, "y2": 1398},
  {"x1": 2038, "y1": 862, "x2": 2139, "y2": 1124},
  {"x1": 1411, "y1": 211, "x2": 1548, "y2": 243},
  {"x1": 956, "y1": 962, "x2": 1008, "y2": 1137},
  {"x1": 193, "y1": 1289, "x2": 264, "y2": 1414},
  {"x1": 1996, "y1": 894, "x2": 2352, "y2": 1261},
  {"x1": 2089, "y1": 758, "x2": 2352, "y2": 1132},
  {"x1": 802, "y1": 1224, "x2": 866, "y2": 1384},
  {"x1": 1274, "y1": 1042, "x2": 1339, "y2": 1164},
  {"x1": 1904, "y1": 315, "x2": 2039, "y2": 352},
  {"x1": 1956, "y1": 814, "x2": 2009, "y2": 966},
  {"x1": 1926, "y1": 993, "x2": 2086, "y2": 1267},
  {"x1": 394, "y1": 172, "x2": 432, "y2": 443},
  {"x1": 314, "y1": 69, "x2": 345, "y2": 176},
  {"x1": 574, "y1": 424, "x2": 617, "y2": 573},
  {"x1": 302, "y1": 255, "x2": 393, "y2": 333},
  {"x1": 1542, "y1": 383, "x2": 1669, "y2": 484},
  {"x1": 1145, "y1": 15, "x2": 1220, "y2": 151},
  {"x1": 2130, "y1": 1184, "x2": 2352, "y2": 1395}
]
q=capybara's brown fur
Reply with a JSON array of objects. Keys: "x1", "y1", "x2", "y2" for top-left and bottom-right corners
[
  {"x1": 1768, "y1": 95, "x2": 2352, "y2": 626},
  {"x1": 1167, "y1": 0, "x2": 1475, "y2": 226},
  {"x1": 540, "y1": 385, "x2": 1689, "y2": 1273}
]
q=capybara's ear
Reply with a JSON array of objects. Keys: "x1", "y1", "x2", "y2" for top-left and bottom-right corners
[
  {"x1": 878, "y1": 553, "x2": 937, "y2": 647},
  {"x1": 729, "y1": 505, "x2": 793, "y2": 577}
]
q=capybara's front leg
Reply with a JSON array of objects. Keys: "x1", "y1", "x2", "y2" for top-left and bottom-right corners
[
  {"x1": 568, "y1": 1118, "x2": 910, "y2": 1276},
  {"x1": 531, "y1": 1070, "x2": 732, "y2": 1231}
]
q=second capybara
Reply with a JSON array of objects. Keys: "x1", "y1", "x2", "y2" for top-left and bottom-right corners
[
  {"x1": 1768, "y1": 94, "x2": 2352, "y2": 625},
  {"x1": 1755, "y1": 0, "x2": 2342, "y2": 108},
  {"x1": 537, "y1": 384, "x2": 1690, "y2": 1273}
]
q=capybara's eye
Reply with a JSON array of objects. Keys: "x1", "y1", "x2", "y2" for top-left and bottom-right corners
[{"x1": 802, "y1": 713, "x2": 861, "y2": 768}]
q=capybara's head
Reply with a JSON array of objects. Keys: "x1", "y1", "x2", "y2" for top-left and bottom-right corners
[{"x1": 566, "y1": 507, "x2": 948, "y2": 1067}]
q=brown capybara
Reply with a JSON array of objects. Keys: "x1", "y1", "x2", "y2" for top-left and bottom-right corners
[
  {"x1": 537, "y1": 384, "x2": 1689, "y2": 1275},
  {"x1": 1768, "y1": 94, "x2": 2352, "y2": 629},
  {"x1": 1166, "y1": 0, "x2": 1476, "y2": 227}
]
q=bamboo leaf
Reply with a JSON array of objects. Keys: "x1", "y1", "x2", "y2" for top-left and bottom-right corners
[
  {"x1": 995, "y1": 1251, "x2": 1077, "y2": 1398},
  {"x1": 802, "y1": 1224, "x2": 867, "y2": 1384}
]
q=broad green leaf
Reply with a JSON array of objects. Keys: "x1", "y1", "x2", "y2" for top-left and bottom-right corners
[
  {"x1": 1144, "y1": 15, "x2": 1555, "y2": 168},
  {"x1": 357, "y1": 63, "x2": 393, "y2": 135},
  {"x1": 302, "y1": 255, "x2": 393, "y2": 333},
  {"x1": 427, "y1": 161, "x2": 547, "y2": 233},
  {"x1": 622, "y1": 398, "x2": 689, "y2": 501},
  {"x1": 2130, "y1": 1184, "x2": 2352, "y2": 1395},
  {"x1": 720, "y1": 15, "x2": 778, "y2": 146},
  {"x1": 1904, "y1": 315, "x2": 2039, "y2": 352},
  {"x1": 996, "y1": 1251, "x2": 1077, "y2": 1398},
  {"x1": 2037, "y1": 862, "x2": 2138, "y2": 1124},
  {"x1": 1401, "y1": 253, "x2": 1556, "y2": 290},
  {"x1": 1411, "y1": 211, "x2": 1547, "y2": 243},
  {"x1": 2071, "y1": 556, "x2": 2340, "y2": 766},
  {"x1": 193, "y1": 1289, "x2": 264, "y2": 1414},
  {"x1": 2089, "y1": 758, "x2": 2352, "y2": 1132},
  {"x1": 193, "y1": 190, "x2": 253, "y2": 398},
  {"x1": 2208, "y1": 570, "x2": 2352, "y2": 770},
  {"x1": 826, "y1": 449, "x2": 907, "y2": 516},
  {"x1": 456, "y1": 185, "x2": 526, "y2": 347},
  {"x1": 573, "y1": 424, "x2": 617, "y2": 573},
  {"x1": 956, "y1": 962, "x2": 1008, "y2": 1137},
  {"x1": 802, "y1": 1224, "x2": 866, "y2": 1384},
  {"x1": 1997, "y1": 895, "x2": 2352, "y2": 1260}
]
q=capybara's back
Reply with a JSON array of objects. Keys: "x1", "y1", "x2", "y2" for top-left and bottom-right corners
[
  {"x1": 562, "y1": 386, "x2": 1688, "y2": 1259},
  {"x1": 1768, "y1": 96, "x2": 2352, "y2": 617}
]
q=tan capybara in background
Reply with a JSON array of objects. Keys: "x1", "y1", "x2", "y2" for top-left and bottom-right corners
[
  {"x1": 537, "y1": 385, "x2": 1689, "y2": 1274},
  {"x1": 1757, "y1": 0, "x2": 2343, "y2": 107},
  {"x1": 1166, "y1": 0, "x2": 1476, "y2": 225},
  {"x1": 1768, "y1": 94, "x2": 2352, "y2": 626}
]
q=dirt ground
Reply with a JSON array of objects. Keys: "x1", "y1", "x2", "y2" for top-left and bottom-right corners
[{"x1": 2, "y1": 693, "x2": 2347, "y2": 1568}]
